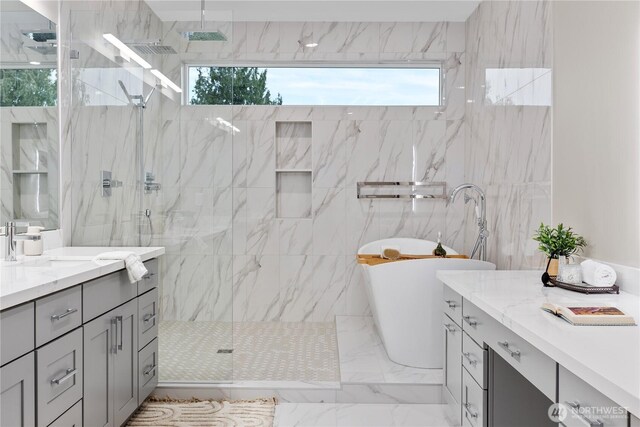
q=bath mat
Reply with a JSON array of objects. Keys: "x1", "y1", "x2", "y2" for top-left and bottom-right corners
[{"x1": 126, "y1": 397, "x2": 276, "y2": 427}]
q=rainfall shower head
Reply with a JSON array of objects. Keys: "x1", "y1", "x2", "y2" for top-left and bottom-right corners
[
  {"x1": 125, "y1": 41, "x2": 177, "y2": 55},
  {"x1": 180, "y1": 31, "x2": 227, "y2": 42}
]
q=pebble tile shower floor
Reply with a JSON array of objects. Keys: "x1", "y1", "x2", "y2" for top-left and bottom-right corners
[{"x1": 158, "y1": 321, "x2": 339, "y2": 383}]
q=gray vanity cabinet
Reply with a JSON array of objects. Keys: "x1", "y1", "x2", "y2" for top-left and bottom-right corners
[
  {"x1": 83, "y1": 299, "x2": 138, "y2": 427},
  {"x1": 0, "y1": 353, "x2": 36, "y2": 427},
  {"x1": 113, "y1": 299, "x2": 139, "y2": 427},
  {"x1": 443, "y1": 313, "x2": 462, "y2": 424},
  {"x1": 35, "y1": 328, "x2": 83, "y2": 427},
  {"x1": 1, "y1": 257, "x2": 160, "y2": 427},
  {"x1": 83, "y1": 306, "x2": 115, "y2": 427}
]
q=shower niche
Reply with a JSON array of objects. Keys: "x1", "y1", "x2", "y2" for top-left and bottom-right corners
[
  {"x1": 275, "y1": 121, "x2": 312, "y2": 219},
  {"x1": 2, "y1": 118, "x2": 59, "y2": 229}
]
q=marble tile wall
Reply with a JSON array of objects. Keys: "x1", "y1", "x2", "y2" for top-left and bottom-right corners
[
  {"x1": 157, "y1": 20, "x2": 468, "y2": 322},
  {"x1": 60, "y1": 0, "x2": 165, "y2": 247},
  {"x1": 61, "y1": 0, "x2": 553, "y2": 325},
  {"x1": 463, "y1": 0, "x2": 552, "y2": 270}
]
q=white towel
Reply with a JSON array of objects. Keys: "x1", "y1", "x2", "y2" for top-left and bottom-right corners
[
  {"x1": 94, "y1": 251, "x2": 148, "y2": 284},
  {"x1": 581, "y1": 259, "x2": 617, "y2": 287}
]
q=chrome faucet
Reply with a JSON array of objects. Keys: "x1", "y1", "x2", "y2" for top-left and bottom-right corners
[
  {"x1": 450, "y1": 184, "x2": 488, "y2": 261},
  {"x1": 1, "y1": 221, "x2": 42, "y2": 261}
]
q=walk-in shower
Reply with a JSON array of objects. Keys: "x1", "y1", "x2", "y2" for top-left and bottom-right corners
[{"x1": 118, "y1": 80, "x2": 160, "y2": 246}]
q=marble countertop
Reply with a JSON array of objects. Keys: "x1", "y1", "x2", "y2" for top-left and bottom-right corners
[
  {"x1": 1, "y1": 247, "x2": 165, "y2": 310},
  {"x1": 437, "y1": 270, "x2": 640, "y2": 417}
]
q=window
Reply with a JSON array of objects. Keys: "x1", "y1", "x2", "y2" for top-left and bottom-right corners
[
  {"x1": 0, "y1": 68, "x2": 57, "y2": 107},
  {"x1": 187, "y1": 66, "x2": 441, "y2": 106}
]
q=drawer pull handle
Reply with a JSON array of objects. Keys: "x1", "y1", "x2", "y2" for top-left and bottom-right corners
[
  {"x1": 566, "y1": 401, "x2": 605, "y2": 427},
  {"x1": 117, "y1": 316, "x2": 124, "y2": 350},
  {"x1": 498, "y1": 341, "x2": 521, "y2": 360},
  {"x1": 144, "y1": 364, "x2": 157, "y2": 376},
  {"x1": 111, "y1": 318, "x2": 118, "y2": 353},
  {"x1": 444, "y1": 300, "x2": 458, "y2": 309},
  {"x1": 565, "y1": 401, "x2": 604, "y2": 427},
  {"x1": 444, "y1": 323, "x2": 457, "y2": 333},
  {"x1": 51, "y1": 368, "x2": 77, "y2": 385},
  {"x1": 143, "y1": 272, "x2": 156, "y2": 280},
  {"x1": 463, "y1": 352, "x2": 478, "y2": 367},
  {"x1": 50, "y1": 308, "x2": 78, "y2": 321},
  {"x1": 464, "y1": 402, "x2": 479, "y2": 419},
  {"x1": 143, "y1": 313, "x2": 157, "y2": 323},
  {"x1": 463, "y1": 315, "x2": 477, "y2": 326}
]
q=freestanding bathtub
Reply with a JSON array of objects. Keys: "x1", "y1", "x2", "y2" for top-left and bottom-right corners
[{"x1": 358, "y1": 238, "x2": 496, "y2": 369}]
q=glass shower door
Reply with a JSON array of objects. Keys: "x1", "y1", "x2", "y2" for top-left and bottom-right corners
[
  {"x1": 155, "y1": 19, "x2": 236, "y2": 385},
  {"x1": 65, "y1": 3, "x2": 236, "y2": 384}
]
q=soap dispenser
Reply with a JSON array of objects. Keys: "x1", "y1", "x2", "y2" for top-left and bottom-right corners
[{"x1": 24, "y1": 226, "x2": 44, "y2": 256}]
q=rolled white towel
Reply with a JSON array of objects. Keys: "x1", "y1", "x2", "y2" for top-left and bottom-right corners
[
  {"x1": 380, "y1": 246, "x2": 401, "y2": 260},
  {"x1": 581, "y1": 259, "x2": 617, "y2": 286},
  {"x1": 93, "y1": 251, "x2": 148, "y2": 284}
]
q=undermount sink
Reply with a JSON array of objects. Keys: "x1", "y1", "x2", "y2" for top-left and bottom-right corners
[{"x1": 8, "y1": 257, "x2": 92, "y2": 269}]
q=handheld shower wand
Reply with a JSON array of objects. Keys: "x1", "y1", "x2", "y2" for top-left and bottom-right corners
[{"x1": 450, "y1": 183, "x2": 488, "y2": 261}]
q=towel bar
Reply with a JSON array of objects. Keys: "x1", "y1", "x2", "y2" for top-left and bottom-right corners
[{"x1": 356, "y1": 181, "x2": 448, "y2": 199}]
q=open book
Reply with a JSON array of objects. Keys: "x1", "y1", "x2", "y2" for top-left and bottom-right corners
[{"x1": 541, "y1": 302, "x2": 636, "y2": 326}]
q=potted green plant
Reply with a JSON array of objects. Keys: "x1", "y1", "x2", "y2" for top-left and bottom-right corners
[{"x1": 533, "y1": 223, "x2": 587, "y2": 275}]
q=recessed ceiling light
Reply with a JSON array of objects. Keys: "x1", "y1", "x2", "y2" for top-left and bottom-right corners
[
  {"x1": 29, "y1": 61, "x2": 40, "y2": 65},
  {"x1": 305, "y1": 42, "x2": 319, "y2": 48}
]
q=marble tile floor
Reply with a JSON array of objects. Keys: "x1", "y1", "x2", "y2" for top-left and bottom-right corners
[
  {"x1": 158, "y1": 320, "x2": 340, "y2": 383},
  {"x1": 274, "y1": 403, "x2": 456, "y2": 427},
  {"x1": 336, "y1": 316, "x2": 443, "y2": 385}
]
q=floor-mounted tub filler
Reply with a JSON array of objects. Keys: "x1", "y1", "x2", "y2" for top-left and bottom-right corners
[{"x1": 358, "y1": 238, "x2": 495, "y2": 369}]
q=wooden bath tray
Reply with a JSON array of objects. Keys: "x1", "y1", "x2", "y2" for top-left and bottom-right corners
[{"x1": 357, "y1": 254, "x2": 469, "y2": 266}]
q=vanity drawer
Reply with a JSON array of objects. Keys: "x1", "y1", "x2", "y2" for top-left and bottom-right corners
[
  {"x1": 487, "y1": 322, "x2": 556, "y2": 402},
  {"x1": 35, "y1": 286, "x2": 82, "y2": 347},
  {"x1": 462, "y1": 331, "x2": 486, "y2": 389},
  {"x1": 138, "y1": 288, "x2": 158, "y2": 350},
  {"x1": 138, "y1": 338, "x2": 158, "y2": 404},
  {"x1": 0, "y1": 302, "x2": 34, "y2": 366},
  {"x1": 463, "y1": 299, "x2": 556, "y2": 401},
  {"x1": 83, "y1": 269, "x2": 136, "y2": 322},
  {"x1": 443, "y1": 286, "x2": 463, "y2": 326},
  {"x1": 559, "y1": 365, "x2": 627, "y2": 427},
  {"x1": 460, "y1": 298, "x2": 493, "y2": 346},
  {"x1": 36, "y1": 328, "x2": 83, "y2": 427},
  {"x1": 462, "y1": 367, "x2": 485, "y2": 427},
  {"x1": 48, "y1": 399, "x2": 82, "y2": 427},
  {"x1": 138, "y1": 258, "x2": 159, "y2": 295}
]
